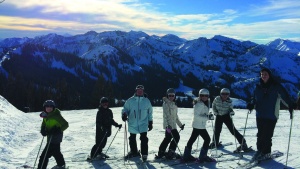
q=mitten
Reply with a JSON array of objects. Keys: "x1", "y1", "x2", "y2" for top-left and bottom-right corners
[
  {"x1": 246, "y1": 103, "x2": 254, "y2": 111},
  {"x1": 166, "y1": 125, "x2": 172, "y2": 133},
  {"x1": 40, "y1": 127, "x2": 47, "y2": 136},
  {"x1": 117, "y1": 124, "x2": 122, "y2": 129},
  {"x1": 180, "y1": 124, "x2": 185, "y2": 130}
]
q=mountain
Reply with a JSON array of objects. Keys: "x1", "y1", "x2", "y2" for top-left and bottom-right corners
[{"x1": 0, "y1": 31, "x2": 299, "y2": 111}]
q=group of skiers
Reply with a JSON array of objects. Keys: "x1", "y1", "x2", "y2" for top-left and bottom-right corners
[{"x1": 36, "y1": 67, "x2": 300, "y2": 169}]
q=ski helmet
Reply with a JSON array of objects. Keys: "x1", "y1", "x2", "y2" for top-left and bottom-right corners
[
  {"x1": 166, "y1": 88, "x2": 176, "y2": 95},
  {"x1": 43, "y1": 100, "x2": 56, "y2": 108},
  {"x1": 199, "y1": 88, "x2": 209, "y2": 95},
  {"x1": 100, "y1": 97, "x2": 109, "y2": 104},
  {"x1": 220, "y1": 88, "x2": 230, "y2": 94}
]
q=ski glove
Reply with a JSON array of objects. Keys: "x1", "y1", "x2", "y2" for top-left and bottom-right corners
[
  {"x1": 229, "y1": 111, "x2": 235, "y2": 116},
  {"x1": 122, "y1": 113, "x2": 128, "y2": 121},
  {"x1": 180, "y1": 124, "x2": 185, "y2": 130},
  {"x1": 116, "y1": 124, "x2": 122, "y2": 129},
  {"x1": 207, "y1": 112, "x2": 214, "y2": 120},
  {"x1": 40, "y1": 111, "x2": 47, "y2": 118},
  {"x1": 288, "y1": 103, "x2": 296, "y2": 119},
  {"x1": 41, "y1": 127, "x2": 47, "y2": 136},
  {"x1": 148, "y1": 121, "x2": 153, "y2": 131},
  {"x1": 166, "y1": 125, "x2": 172, "y2": 133},
  {"x1": 246, "y1": 103, "x2": 254, "y2": 111}
]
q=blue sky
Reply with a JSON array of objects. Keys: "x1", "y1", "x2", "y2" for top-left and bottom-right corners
[{"x1": 0, "y1": 0, "x2": 299, "y2": 44}]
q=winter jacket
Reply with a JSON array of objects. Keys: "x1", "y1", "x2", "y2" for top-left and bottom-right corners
[
  {"x1": 96, "y1": 106, "x2": 118, "y2": 137},
  {"x1": 162, "y1": 97, "x2": 182, "y2": 130},
  {"x1": 41, "y1": 108, "x2": 69, "y2": 143},
  {"x1": 192, "y1": 98, "x2": 209, "y2": 129},
  {"x1": 212, "y1": 96, "x2": 233, "y2": 116},
  {"x1": 253, "y1": 79, "x2": 293, "y2": 120},
  {"x1": 122, "y1": 95, "x2": 153, "y2": 134}
]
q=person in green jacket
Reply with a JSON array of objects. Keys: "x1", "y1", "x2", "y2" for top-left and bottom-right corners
[{"x1": 37, "y1": 100, "x2": 69, "y2": 169}]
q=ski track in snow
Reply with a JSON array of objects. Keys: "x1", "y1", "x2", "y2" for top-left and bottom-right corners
[{"x1": 1, "y1": 98, "x2": 300, "y2": 169}]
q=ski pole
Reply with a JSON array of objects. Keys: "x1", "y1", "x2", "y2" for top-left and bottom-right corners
[
  {"x1": 33, "y1": 136, "x2": 44, "y2": 169},
  {"x1": 40, "y1": 135, "x2": 53, "y2": 169},
  {"x1": 230, "y1": 115, "x2": 238, "y2": 151},
  {"x1": 285, "y1": 110, "x2": 294, "y2": 168},
  {"x1": 104, "y1": 128, "x2": 121, "y2": 156},
  {"x1": 237, "y1": 110, "x2": 251, "y2": 164},
  {"x1": 169, "y1": 130, "x2": 183, "y2": 157},
  {"x1": 91, "y1": 131, "x2": 108, "y2": 160}
]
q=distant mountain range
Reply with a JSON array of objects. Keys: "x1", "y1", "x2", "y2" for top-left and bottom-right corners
[{"x1": 0, "y1": 30, "x2": 299, "y2": 110}]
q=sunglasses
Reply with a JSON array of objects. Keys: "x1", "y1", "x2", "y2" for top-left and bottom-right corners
[
  {"x1": 200, "y1": 95, "x2": 209, "y2": 97},
  {"x1": 136, "y1": 85, "x2": 144, "y2": 90},
  {"x1": 221, "y1": 93, "x2": 229, "y2": 95},
  {"x1": 168, "y1": 94, "x2": 175, "y2": 97}
]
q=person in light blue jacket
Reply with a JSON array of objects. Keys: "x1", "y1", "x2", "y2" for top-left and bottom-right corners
[{"x1": 121, "y1": 85, "x2": 153, "y2": 161}]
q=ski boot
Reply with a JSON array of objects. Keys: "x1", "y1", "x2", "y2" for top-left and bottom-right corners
[{"x1": 124, "y1": 151, "x2": 140, "y2": 159}]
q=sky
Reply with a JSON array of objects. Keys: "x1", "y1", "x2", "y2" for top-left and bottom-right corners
[{"x1": 0, "y1": 0, "x2": 299, "y2": 44}]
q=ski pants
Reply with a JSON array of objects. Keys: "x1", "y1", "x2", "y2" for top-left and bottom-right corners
[
  {"x1": 159, "y1": 129, "x2": 180, "y2": 152},
  {"x1": 90, "y1": 131, "x2": 108, "y2": 157},
  {"x1": 256, "y1": 118, "x2": 277, "y2": 154},
  {"x1": 186, "y1": 128, "x2": 210, "y2": 150},
  {"x1": 213, "y1": 114, "x2": 245, "y2": 144},
  {"x1": 129, "y1": 132, "x2": 148, "y2": 155},
  {"x1": 37, "y1": 143, "x2": 65, "y2": 169}
]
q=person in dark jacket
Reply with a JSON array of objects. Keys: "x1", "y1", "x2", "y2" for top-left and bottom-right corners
[
  {"x1": 90, "y1": 97, "x2": 122, "y2": 159},
  {"x1": 38, "y1": 100, "x2": 69, "y2": 169},
  {"x1": 247, "y1": 68, "x2": 296, "y2": 161}
]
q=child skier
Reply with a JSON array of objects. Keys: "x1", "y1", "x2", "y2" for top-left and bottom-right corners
[
  {"x1": 209, "y1": 88, "x2": 250, "y2": 152},
  {"x1": 156, "y1": 88, "x2": 185, "y2": 159},
  {"x1": 37, "y1": 100, "x2": 69, "y2": 169},
  {"x1": 90, "y1": 97, "x2": 122, "y2": 159}
]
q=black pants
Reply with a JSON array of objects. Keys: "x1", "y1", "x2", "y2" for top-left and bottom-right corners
[
  {"x1": 159, "y1": 129, "x2": 180, "y2": 152},
  {"x1": 37, "y1": 143, "x2": 65, "y2": 169},
  {"x1": 213, "y1": 114, "x2": 245, "y2": 144},
  {"x1": 256, "y1": 118, "x2": 277, "y2": 154},
  {"x1": 129, "y1": 132, "x2": 148, "y2": 155},
  {"x1": 90, "y1": 131, "x2": 108, "y2": 157},
  {"x1": 186, "y1": 128, "x2": 210, "y2": 150}
]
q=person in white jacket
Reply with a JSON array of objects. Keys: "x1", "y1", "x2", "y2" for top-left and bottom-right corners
[
  {"x1": 157, "y1": 88, "x2": 185, "y2": 159},
  {"x1": 182, "y1": 89, "x2": 215, "y2": 163}
]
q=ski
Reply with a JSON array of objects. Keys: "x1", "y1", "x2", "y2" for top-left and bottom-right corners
[
  {"x1": 234, "y1": 150, "x2": 284, "y2": 169},
  {"x1": 211, "y1": 146, "x2": 254, "y2": 158}
]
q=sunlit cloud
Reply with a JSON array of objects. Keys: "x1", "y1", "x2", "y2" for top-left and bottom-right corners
[{"x1": 0, "y1": 0, "x2": 299, "y2": 44}]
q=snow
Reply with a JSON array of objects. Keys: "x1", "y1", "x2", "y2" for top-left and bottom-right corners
[{"x1": 1, "y1": 95, "x2": 300, "y2": 169}]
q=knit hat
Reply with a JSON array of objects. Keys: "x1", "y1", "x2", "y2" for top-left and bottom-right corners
[{"x1": 260, "y1": 68, "x2": 272, "y2": 76}]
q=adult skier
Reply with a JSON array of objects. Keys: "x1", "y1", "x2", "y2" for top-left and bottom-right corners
[
  {"x1": 247, "y1": 68, "x2": 296, "y2": 161},
  {"x1": 121, "y1": 85, "x2": 153, "y2": 161},
  {"x1": 183, "y1": 88, "x2": 215, "y2": 163},
  {"x1": 37, "y1": 100, "x2": 69, "y2": 169},
  {"x1": 156, "y1": 88, "x2": 185, "y2": 159},
  {"x1": 89, "y1": 97, "x2": 122, "y2": 159},
  {"x1": 209, "y1": 88, "x2": 250, "y2": 152}
]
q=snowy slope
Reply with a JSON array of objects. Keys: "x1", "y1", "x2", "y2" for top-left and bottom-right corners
[{"x1": 1, "y1": 96, "x2": 300, "y2": 169}]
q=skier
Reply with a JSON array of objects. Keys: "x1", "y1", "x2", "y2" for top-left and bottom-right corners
[
  {"x1": 247, "y1": 68, "x2": 296, "y2": 161},
  {"x1": 183, "y1": 88, "x2": 215, "y2": 163},
  {"x1": 37, "y1": 100, "x2": 69, "y2": 169},
  {"x1": 156, "y1": 88, "x2": 185, "y2": 159},
  {"x1": 121, "y1": 85, "x2": 153, "y2": 161},
  {"x1": 209, "y1": 88, "x2": 250, "y2": 152},
  {"x1": 89, "y1": 97, "x2": 122, "y2": 159}
]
